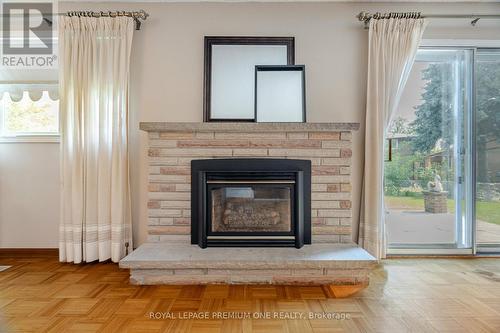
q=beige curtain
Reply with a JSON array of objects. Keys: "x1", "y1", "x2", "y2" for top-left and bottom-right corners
[
  {"x1": 59, "y1": 17, "x2": 134, "y2": 263},
  {"x1": 358, "y1": 18, "x2": 427, "y2": 259}
]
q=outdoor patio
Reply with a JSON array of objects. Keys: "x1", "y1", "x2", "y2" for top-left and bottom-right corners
[{"x1": 387, "y1": 210, "x2": 500, "y2": 245}]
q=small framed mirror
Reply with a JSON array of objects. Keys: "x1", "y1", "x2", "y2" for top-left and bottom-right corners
[
  {"x1": 204, "y1": 36, "x2": 295, "y2": 122},
  {"x1": 255, "y1": 65, "x2": 306, "y2": 123}
]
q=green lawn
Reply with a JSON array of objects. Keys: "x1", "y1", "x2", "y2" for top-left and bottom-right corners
[
  {"x1": 476, "y1": 201, "x2": 500, "y2": 226},
  {"x1": 385, "y1": 196, "x2": 500, "y2": 226}
]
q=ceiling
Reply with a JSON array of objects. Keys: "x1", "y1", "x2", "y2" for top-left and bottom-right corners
[{"x1": 60, "y1": 0, "x2": 500, "y2": 3}]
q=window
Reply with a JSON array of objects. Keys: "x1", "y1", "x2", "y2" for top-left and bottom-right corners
[
  {"x1": 385, "y1": 43, "x2": 500, "y2": 254},
  {"x1": 0, "y1": 83, "x2": 59, "y2": 141},
  {"x1": 475, "y1": 49, "x2": 500, "y2": 250},
  {"x1": 0, "y1": 35, "x2": 58, "y2": 142}
]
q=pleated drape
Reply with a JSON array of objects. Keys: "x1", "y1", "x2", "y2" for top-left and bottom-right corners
[
  {"x1": 358, "y1": 18, "x2": 427, "y2": 259},
  {"x1": 59, "y1": 17, "x2": 134, "y2": 263}
]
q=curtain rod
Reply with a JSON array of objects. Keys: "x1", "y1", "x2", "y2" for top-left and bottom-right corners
[
  {"x1": 357, "y1": 11, "x2": 500, "y2": 28},
  {"x1": 1, "y1": 10, "x2": 149, "y2": 30}
]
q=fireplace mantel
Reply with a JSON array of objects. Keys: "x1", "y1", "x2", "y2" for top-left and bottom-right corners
[{"x1": 140, "y1": 122, "x2": 360, "y2": 132}]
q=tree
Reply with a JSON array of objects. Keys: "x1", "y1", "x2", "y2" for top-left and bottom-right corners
[
  {"x1": 4, "y1": 98, "x2": 57, "y2": 133},
  {"x1": 410, "y1": 59, "x2": 500, "y2": 157},
  {"x1": 388, "y1": 116, "x2": 413, "y2": 136},
  {"x1": 476, "y1": 59, "x2": 500, "y2": 182},
  {"x1": 410, "y1": 63, "x2": 454, "y2": 153}
]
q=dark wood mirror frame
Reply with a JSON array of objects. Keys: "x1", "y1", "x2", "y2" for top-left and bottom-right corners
[{"x1": 203, "y1": 36, "x2": 295, "y2": 122}]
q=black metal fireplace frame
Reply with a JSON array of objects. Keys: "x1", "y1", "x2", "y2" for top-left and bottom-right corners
[
  {"x1": 191, "y1": 158, "x2": 311, "y2": 248},
  {"x1": 206, "y1": 182, "x2": 297, "y2": 237}
]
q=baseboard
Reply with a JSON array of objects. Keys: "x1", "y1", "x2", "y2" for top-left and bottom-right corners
[{"x1": 0, "y1": 248, "x2": 58, "y2": 257}]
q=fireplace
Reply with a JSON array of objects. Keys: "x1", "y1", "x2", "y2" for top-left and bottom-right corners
[{"x1": 191, "y1": 159, "x2": 311, "y2": 248}]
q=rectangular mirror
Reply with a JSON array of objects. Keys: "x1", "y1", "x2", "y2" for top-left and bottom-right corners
[
  {"x1": 204, "y1": 37, "x2": 295, "y2": 122},
  {"x1": 255, "y1": 65, "x2": 306, "y2": 123}
]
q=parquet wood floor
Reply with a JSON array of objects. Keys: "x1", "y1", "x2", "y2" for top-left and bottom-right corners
[{"x1": 1, "y1": 252, "x2": 500, "y2": 332}]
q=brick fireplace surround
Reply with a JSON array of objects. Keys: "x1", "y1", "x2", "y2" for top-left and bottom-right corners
[{"x1": 120, "y1": 123, "x2": 377, "y2": 288}]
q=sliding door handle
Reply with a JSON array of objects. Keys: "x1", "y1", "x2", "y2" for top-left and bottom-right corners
[{"x1": 385, "y1": 138, "x2": 393, "y2": 162}]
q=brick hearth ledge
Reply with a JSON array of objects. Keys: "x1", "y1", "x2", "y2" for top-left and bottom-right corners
[{"x1": 120, "y1": 122, "x2": 377, "y2": 289}]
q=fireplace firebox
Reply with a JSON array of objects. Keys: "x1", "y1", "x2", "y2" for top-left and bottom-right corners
[{"x1": 191, "y1": 159, "x2": 311, "y2": 248}]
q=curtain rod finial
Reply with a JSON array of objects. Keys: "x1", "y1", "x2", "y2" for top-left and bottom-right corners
[
  {"x1": 357, "y1": 11, "x2": 371, "y2": 22},
  {"x1": 139, "y1": 9, "x2": 149, "y2": 20}
]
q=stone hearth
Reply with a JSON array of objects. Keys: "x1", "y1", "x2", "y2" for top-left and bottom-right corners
[
  {"x1": 120, "y1": 243, "x2": 376, "y2": 286},
  {"x1": 120, "y1": 122, "x2": 378, "y2": 287}
]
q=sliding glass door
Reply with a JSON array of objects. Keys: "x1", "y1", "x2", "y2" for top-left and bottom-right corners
[
  {"x1": 385, "y1": 48, "x2": 473, "y2": 252},
  {"x1": 475, "y1": 49, "x2": 500, "y2": 251},
  {"x1": 385, "y1": 45, "x2": 500, "y2": 254}
]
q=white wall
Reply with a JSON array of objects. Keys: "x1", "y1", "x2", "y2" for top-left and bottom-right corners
[
  {"x1": 0, "y1": 143, "x2": 59, "y2": 247},
  {"x1": 1, "y1": 2, "x2": 499, "y2": 248}
]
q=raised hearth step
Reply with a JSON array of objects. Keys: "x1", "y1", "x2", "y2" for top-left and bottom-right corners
[{"x1": 119, "y1": 243, "x2": 377, "y2": 286}]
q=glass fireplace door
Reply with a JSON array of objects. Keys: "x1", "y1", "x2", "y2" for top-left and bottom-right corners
[{"x1": 207, "y1": 182, "x2": 295, "y2": 238}]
